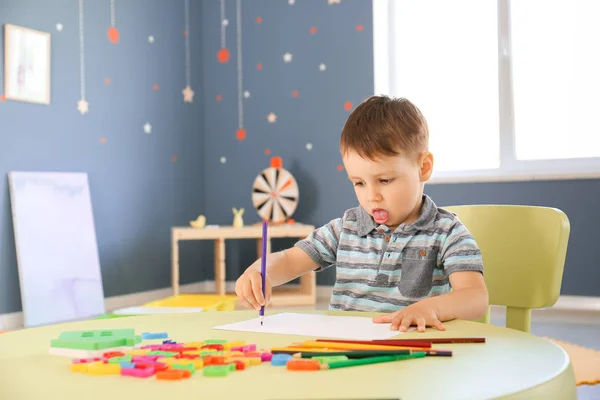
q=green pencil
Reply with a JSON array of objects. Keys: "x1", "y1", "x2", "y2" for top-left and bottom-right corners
[
  {"x1": 320, "y1": 352, "x2": 426, "y2": 370},
  {"x1": 293, "y1": 349, "x2": 412, "y2": 359}
]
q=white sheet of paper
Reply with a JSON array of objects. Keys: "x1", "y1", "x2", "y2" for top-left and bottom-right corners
[{"x1": 212, "y1": 312, "x2": 413, "y2": 340}]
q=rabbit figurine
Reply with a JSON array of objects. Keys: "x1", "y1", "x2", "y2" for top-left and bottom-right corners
[{"x1": 232, "y1": 207, "x2": 245, "y2": 228}]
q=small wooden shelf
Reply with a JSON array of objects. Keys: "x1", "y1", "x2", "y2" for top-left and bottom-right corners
[{"x1": 171, "y1": 223, "x2": 316, "y2": 306}]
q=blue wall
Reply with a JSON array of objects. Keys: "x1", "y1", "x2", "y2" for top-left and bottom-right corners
[{"x1": 0, "y1": 0, "x2": 206, "y2": 314}]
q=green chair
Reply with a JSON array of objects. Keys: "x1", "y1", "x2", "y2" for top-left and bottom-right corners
[{"x1": 443, "y1": 205, "x2": 570, "y2": 333}]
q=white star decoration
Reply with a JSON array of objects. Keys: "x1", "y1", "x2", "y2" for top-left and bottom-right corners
[
  {"x1": 56, "y1": 23, "x2": 63, "y2": 32},
  {"x1": 306, "y1": 143, "x2": 313, "y2": 151},
  {"x1": 319, "y1": 63, "x2": 327, "y2": 71},
  {"x1": 148, "y1": 35, "x2": 155, "y2": 43},
  {"x1": 77, "y1": 99, "x2": 89, "y2": 115},
  {"x1": 243, "y1": 90, "x2": 251, "y2": 99},
  {"x1": 289, "y1": 0, "x2": 295, "y2": 5},
  {"x1": 283, "y1": 52, "x2": 293, "y2": 63},
  {"x1": 328, "y1": 0, "x2": 341, "y2": 4},
  {"x1": 144, "y1": 123, "x2": 152, "y2": 134},
  {"x1": 267, "y1": 113, "x2": 277, "y2": 123},
  {"x1": 182, "y1": 86, "x2": 195, "y2": 103},
  {"x1": 220, "y1": 157, "x2": 227, "y2": 164},
  {"x1": 222, "y1": 19, "x2": 229, "y2": 26}
]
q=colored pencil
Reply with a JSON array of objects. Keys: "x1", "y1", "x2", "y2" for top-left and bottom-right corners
[
  {"x1": 320, "y1": 352, "x2": 427, "y2": 370},
  {"x1": 259, "y1": 221, "x2": 267, "y2": 326},
  {"x1": 293, "y1": 349, "x2": 413, "y2": 359},
  {"x1": 300, "y1": 340, "x2": 423, "y2": 352},
  {"x1": 270, "y1": 347, "x2": 342, "y2": 354},
  {"x1": 372, "y1": 338, "x2": 485, "y2": 344},
  {"x1": 422, "y1": 350, "x2": 452, "y2": 357},
  {"x1": 315, "y1": 339, "x2": 431, "y2": 348}
]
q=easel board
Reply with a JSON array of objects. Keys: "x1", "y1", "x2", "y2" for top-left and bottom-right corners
[{"x1": 8, "y1": 172, "x2": 105, "y2": 327}]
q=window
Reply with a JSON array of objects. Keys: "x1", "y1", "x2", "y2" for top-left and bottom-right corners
[{"x1": 373, "y1": 0, "x2": 600, "y2": 183}]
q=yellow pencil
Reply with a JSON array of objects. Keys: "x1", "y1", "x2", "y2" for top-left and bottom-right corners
[
  {"x1": 270, "y1": 347, "x2": 341, "y2": 353},
  {"x1": 301, "y1": 341, "x2": 424, "y2": 351}
]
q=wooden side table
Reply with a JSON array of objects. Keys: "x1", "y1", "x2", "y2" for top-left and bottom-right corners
[{"x1": 171, "y1": 223, "x2": 317, "y2": 306}]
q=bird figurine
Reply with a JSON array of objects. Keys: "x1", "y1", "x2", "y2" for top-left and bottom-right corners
[
  {"x1": 232, "y1": 208, "x2": 245, "y2": 228},
  {"x1": 189, "y1": 215, "x2": 206, "y2": 229}
]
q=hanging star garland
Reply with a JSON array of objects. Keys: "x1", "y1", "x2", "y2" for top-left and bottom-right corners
[
  {"x1": 182, "y1": 0, "x2": 195, "y2": 103},
  {"x1": 107, "y1": 0, "x2": 119, "y2": 43},
  {"x1": 217, "y1": 0, "x2": 230, "y2": 63},
  {"x1": 77, "y1": 0, "x2": 89, "y2": 114}
]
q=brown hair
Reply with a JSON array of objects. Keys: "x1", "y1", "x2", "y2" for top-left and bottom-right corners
[{"x1": 340, "y1": 95, "x2": 429, "y2": 160}]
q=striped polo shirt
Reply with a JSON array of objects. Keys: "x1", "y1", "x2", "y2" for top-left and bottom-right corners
[{"x1": 295, "y1": 194, "x2": 484, "y2": 312}]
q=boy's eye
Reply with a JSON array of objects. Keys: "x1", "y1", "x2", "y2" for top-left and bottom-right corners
[
  {"x1": 353, "y1": 182, "x2": 364, "y2": 187},
  {"x1": 379, "y1": 178, "x2": 394, "y2": 184}
]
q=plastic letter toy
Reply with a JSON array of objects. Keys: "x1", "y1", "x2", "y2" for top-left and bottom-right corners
[
  {"x1": 203, "y1": 365, "x2": 231, "y2": 377},
  {"x1": 121, "y1": 366, "x2": 154, "y2": 378},
  {"x1": 172, "y1": 364, "x2": 195, "y2": 375},
  {"x1": 204, "y1": 339, "x2": 228, "y2": 345},
  {"x1": 233, "y1": 360, "x2": 246, "y2": 370},
  {"x1": 261, "y1": 352, "x2": 273, "y2": 362},
  {"x1": 141, "y1": 332, "x2": 168, "y2": 340},
  {"x1": 271, "y1": 354, "x2": 292, "y2": 366},
  {"x1": 87, "y1": 362, "x2": 121, "y2": 375},
  {"x1": 286, "y1": 359, "x2": 321, "y2": 371},
  {"x1": 156, "y1": 369, "x2": 191, "y2": 380}
]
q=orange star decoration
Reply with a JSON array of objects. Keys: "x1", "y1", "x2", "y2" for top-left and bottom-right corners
[
  {"x1": 153, "y1": 84, "x2": 159, "y2": 91},
  {"x1": 256, "y1": 63, "x2": 263, "y2": 70},
  {"x1": 216, "y1": 94, "x2": 222, "y2": 102},
  {"x1": 172, "y1": 156, "x2": 178, "y2": 162},
  {"x1": 100, "y1": 137, "x2": 107, "y2": 144},
  {"x1": 107, "y1": 26, "x2": 119, "y2": 43},
  {"x1": 344, "y1": 101, "x2": 353, "y2": 111},
  {"x1": 264, "y1": 149, "x2": 271, "y2": 155},
  {"x1": 310, "y1": 26, "x2": 317, "y2": 34},
  {"x1": 356, "y1": 24, "x2": 364, "y2": 32},
  {"x1": 104, "y1": 78, "x2": 110, "y2": 85},
  {"x1": 0, "y1": 94, "x2": 5, "y2": 102},
  {"x1": 256, "y1": 16, "x2": 263, "y2": 24},
  {"x1": 337, "y1": 165, "x2": 344, "y2": 171},
  {"x1": 236, "y1": 128, "x2": 247, "y2": 141},
  {"x1": 292, "y1": 90, "x2": 299, "y2": 98},
  {"x1": 217, "y1": 48, "x2": 230, "y2": 63},
  {"x1": 271, "y1": 156, "x2": 283, "y2": 169}
]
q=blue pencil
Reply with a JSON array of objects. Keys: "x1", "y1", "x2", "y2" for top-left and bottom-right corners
[{"x1": 260, "y1": 220, "x2": 267, "y2": 325}]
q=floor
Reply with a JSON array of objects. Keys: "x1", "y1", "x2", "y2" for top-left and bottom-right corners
[{"x1": 274, "y1": 298, "x2": 600, "y2": 400}]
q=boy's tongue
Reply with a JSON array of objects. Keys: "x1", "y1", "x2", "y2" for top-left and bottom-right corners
[{"x1": 373, "y1": 209, "x2": 390, "y2": 224}]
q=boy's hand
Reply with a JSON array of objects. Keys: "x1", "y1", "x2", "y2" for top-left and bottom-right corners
[
  {"x1": 234, "y1": 270, "x2": 272, "y2": 311},
  {"x1": 372, "y1": 302, "x2": 446, "y2": 332}
]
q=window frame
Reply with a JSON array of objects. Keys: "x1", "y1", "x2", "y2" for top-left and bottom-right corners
[{"x1": 372, "y1": 0, "x2": 600, "y2": 184}]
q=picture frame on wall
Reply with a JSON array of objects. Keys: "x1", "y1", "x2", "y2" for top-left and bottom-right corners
[{"x1": 3, "y1": 24, "x2": 51, "y2": 105}]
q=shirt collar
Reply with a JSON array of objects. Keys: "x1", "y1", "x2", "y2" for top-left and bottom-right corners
[{"x1": 355, "y1": 194, "x2": 438, "y2": 237}]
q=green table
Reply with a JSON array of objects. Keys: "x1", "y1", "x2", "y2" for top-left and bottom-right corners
[{"x1": 0, "y1": 310, "x2": 576, "y2": 399}]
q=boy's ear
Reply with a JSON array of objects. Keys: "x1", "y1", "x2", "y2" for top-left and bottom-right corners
[{"x1": 419, "y1": 152, "x2": 434, "y2": 182}]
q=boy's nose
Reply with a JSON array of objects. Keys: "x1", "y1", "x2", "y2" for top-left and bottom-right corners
[{"x1": 368, "y1": 189, "x2": 382, "y2": 202}]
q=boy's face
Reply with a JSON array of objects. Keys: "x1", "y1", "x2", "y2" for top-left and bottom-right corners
[{"x1": 343, "y1": 149, "x2": 433, "y2": 230}]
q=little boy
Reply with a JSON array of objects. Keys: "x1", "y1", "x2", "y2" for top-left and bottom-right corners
[{"x1": 235, "y1": 95, "x2": 489, "y2": 332}]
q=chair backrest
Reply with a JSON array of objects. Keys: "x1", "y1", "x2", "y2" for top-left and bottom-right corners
[{"x1": 443, "y1": 205, "x2": 570, "y2": 332}]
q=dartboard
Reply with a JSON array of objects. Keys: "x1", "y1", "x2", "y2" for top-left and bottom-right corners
[{"x1": 251, "y1": 166, "x2": 299, "y2": 223}]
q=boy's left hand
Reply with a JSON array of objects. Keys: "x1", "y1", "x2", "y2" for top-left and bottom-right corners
[{"x1": 372, "y1": 302, "x2": 446, "y2": 332}]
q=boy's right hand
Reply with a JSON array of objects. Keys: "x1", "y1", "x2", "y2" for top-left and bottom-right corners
[{"x1": 234, "y1": 270, "x2": 272, "y2": 311}]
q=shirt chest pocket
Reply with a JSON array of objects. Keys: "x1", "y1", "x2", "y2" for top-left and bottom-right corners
[{"x1": 398, "y1": 247, "x2": 438, "y2": 298}]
